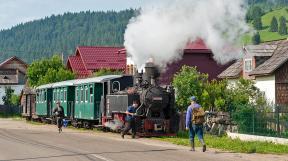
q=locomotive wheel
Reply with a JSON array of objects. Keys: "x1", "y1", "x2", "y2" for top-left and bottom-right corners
[
  {"x1": 83, "y1": 121, "x2": 91, "y2": 129},
  {"x1": 40, "y1": 117, "x2": 45, "y2": 123},
  {"x1": 71, "y1": 119, "x2": 79, "y2": 128}
]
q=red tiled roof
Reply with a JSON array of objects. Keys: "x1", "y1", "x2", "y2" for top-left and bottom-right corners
[
  {"x1": 185, "y1": 39, "x2": 210, "y2": 50},
  {"x1": 67, "y1": 56, "x2": 86, "y2": 72},
  {"x1": 67, "y1": 56, "x2": 92, "y2": 77},
  {"x1": 77, "y1": 46, "x2": 126, "y2": 70},
  {"x1": 67, "y1": 46, "x2": 126, "y2": 78}
]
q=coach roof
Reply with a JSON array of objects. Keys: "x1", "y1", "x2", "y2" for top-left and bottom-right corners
[{"x1": 36, "y1": 75, "x2": 123, "y2": 89}]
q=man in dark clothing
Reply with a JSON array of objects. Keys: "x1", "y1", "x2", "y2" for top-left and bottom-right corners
[
  {"x1": 53, "y1": 101, "x2": 65, "y2": 133},
  {"x1": 121, "y1": 100, "x2": 140, "y2": 139}
]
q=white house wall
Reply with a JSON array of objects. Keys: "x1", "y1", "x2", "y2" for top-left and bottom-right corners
[
  {"x1": 0, "y1": 85, "x2": 24, "y2": 105},
  {"x1": 227, "y1": 79, "x2": 238, "y2": 88},
  {"x1": 254, "y1": 75, "x2": 275, "y2": 104}
]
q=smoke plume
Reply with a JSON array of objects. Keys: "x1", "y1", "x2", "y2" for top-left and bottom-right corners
[
  {"x1": 124, "y1": 0, "x2": 251, "y2": 68},
  {"x1": 104, "y1": 119, "x2": 124, "y2": 131}
]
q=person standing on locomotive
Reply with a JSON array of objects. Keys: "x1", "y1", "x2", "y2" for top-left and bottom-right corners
[
  {"x1": 185, "y1": 96, "x2": 206, "y2": 152},
  {"x1": 53, "y1": 101, "x2": 65, "y2": 133},
  {"x1": 121, "y1": 100, "x2": 140, "y2": 139}
]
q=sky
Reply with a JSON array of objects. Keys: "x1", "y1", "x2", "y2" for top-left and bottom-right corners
[{"x1": 0, "y1": 0, "x2": 152, "y2": 30}]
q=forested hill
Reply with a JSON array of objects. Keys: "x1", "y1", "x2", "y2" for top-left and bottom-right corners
[
  {"x1": 0, "y1": 9, "x2": 136, "y2": 63},
  {"x1": 1, "y1": 1, "x2": 288, "y2": 64}
]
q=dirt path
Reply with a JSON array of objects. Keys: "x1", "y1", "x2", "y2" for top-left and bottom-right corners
[{"x1": 0, "y1": 118, "x2": 287, "y2": 161}]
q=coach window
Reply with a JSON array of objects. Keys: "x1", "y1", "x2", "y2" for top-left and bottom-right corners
[
  {"x1": 55, "y1": 91, "x2": 57, "y2": 102},
  {"x1": 81, "y1": 87, "x2": 84, "y2": 103},
  {"x1": 53, "y1": 91, "x2": 56, "y2": 102},
  {"x1": 40, "y1": 91, "x2": 42, "y2": 103},
  {"x1": 38, "y1": 91, "x2": 40, "y2": 103},
  {"x1": 75, "y1": 88, "x2": 78, "y2": 103},
  {"x1": 39, "y1": 91, "x2": 41, "y2": 103},
  {"x1": 44, "y1": 91, "x2": 47, "y2": 102},
  {"x1": 64, "y1": 90, "x2": 67, "y2": 102},
  {"x1": 36, "y1": 92, "x2": 39, "y2": 103},
  {"x1": 36, "y1": 93, "x2": 37, "y2": 103},
  {"x1": 85, "y1": 85, "x2": 88, "y2": 103},
  {"x1": 41, "y1": 91, "x2": 43, "y2": 103},
  {"x1": 60, "y1": 89, "x2": 62, "y2": 101},
  {"x1": 90, "y1": 85, "x2": 93, "y2": 103}
]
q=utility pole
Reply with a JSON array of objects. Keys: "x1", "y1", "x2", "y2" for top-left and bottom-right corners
[{"x1": 61, "y1": 52, "x2": 64, "y2": 64}]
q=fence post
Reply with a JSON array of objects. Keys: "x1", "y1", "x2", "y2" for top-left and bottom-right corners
[{"x1": 276, "y1": 106, "x2": 280, "y2": 137}]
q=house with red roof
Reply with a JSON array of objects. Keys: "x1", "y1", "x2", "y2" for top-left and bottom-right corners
[
  {"x1": 160, "y1": 39, "x2": 232, "y2": 85},
  {"x1": 67, "y1": 46, "x2": 126, "y2": 78}
]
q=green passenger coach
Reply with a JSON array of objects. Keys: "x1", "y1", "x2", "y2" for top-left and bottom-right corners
[
  {"x1": 35, "y1": 75, "x2": 134, "y2": 127},
  {"x1": 51, "y1": 80, "x2": 76, "y2": 118},
  {"x1": 36, "y1": 80, "x2": 76, "y2": 120},
  {"x1": 36, "y1": 84, "x2": 53, "y2": 118},
  {"x1": 72, "y1": 75, "x2": 123, "y2": 127}
]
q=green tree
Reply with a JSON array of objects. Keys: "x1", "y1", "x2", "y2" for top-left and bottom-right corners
[
  {"x1": 252, "y1": 32, "x2": 261, "y2": 45},
  {"x1": 2, "y1": 87, "x2": 14, "y2": 105},
  {"x1": 279, "y1": 16, "x2": 287, "y2": 35},
  {"x1": 27, "y1": 55, "x2": 75, "y2": 87},
  {"x1": 270, "y1": 16, "x2": 278, "y2": 32},
  {"x1": 253, "y1": 16, "x2": 262, "y2": 30},
  {"x1": 172, "y1": 66, "x2": 208, "y2": 112},
  {"x1": 226, "y1": 78, "x2": 268, "y2": 112},
  {"x1": 202, "y1": 80, "x2": 228, "y2": 111},
  {"x1": 251, "y1": 6, "x2": 263, "y2": 19},
  {"x1": 246, "y1": 6, "x2": 263, "y2": 23},
  {"x1": 94, "y1": 68, "x2": 123, "y2": 77},
  {"x1": 11, "y1": 94, "x2": 20, "y2": 106}
]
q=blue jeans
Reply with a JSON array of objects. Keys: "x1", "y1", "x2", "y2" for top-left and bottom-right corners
[{"x1": 189, "y1": 124, "x2": 204, "y2": 142}]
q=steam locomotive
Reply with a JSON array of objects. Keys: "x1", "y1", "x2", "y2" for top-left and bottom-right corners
[{"x1": 22, "y1": 63, "x2": 178, "y2": 136}]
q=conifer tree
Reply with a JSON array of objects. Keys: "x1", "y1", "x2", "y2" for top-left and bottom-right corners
[
  {"x1": 270, "y1": 16, "x2": 278, "y2": 32},
  {"x1": 253, "y1": 16, "x2": 262, "y2": 30},
  {"x1": 279, "y1": 16, "x2": 287, "y2": 35},
  {"x1": 252, "y1": 32, "x2": 261, "y2": 45}
]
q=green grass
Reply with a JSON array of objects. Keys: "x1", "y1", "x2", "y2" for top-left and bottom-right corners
[
  {"x1": 262, "y1": 8, "x2": 288, "y2": 27},
  {"x1": 155, "y1": 131, "x2": 288, "y2": 154},
  {"x1": 26, "y1": 120, "x2": 46, "y2": 125},
  {"x1": 0, "y1": 112, "x2": 22, "y2": 119},
  {"x1": 244, "y1": 7, "x2": 288, "y2": 44}
]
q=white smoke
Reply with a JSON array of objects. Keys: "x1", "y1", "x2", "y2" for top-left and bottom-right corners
[
  {"x1": 124, "y1": 0, "x2": 251, "y2": 69},
  {"x1": 104, "y1": 119, "x2": 124, "y2": 131}
]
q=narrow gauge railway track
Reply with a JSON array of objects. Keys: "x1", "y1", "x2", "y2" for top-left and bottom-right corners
[{"x1": 0, "y1": 129, "x2": 97, "y2": 161}]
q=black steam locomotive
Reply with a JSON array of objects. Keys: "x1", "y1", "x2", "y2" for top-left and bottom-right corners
[{"x1": 104, "y1": 62, "x2": 177, "y2": 136}]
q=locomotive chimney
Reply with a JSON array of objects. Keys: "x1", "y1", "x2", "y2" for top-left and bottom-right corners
[{"x1": 144, "y1": 62, "x2": 160, "y2": 86}]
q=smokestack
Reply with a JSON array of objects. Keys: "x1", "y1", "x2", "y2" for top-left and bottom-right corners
[{"x1": 144, "y1": 62, "x2": 160, "y2": 86}]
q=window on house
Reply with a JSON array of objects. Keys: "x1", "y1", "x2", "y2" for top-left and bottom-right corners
[{"x1": 244, "y1": 59, "x2": 252, "y2": 72}]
